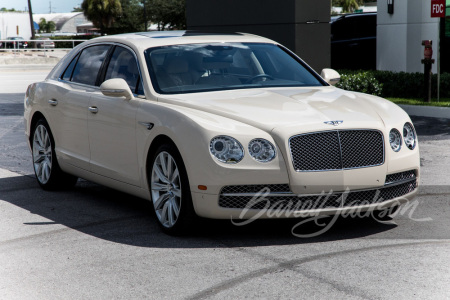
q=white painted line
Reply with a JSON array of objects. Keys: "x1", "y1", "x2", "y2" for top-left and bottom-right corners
[{"x1": 0, "y1": 168, "x2": 22, "y2": 179}]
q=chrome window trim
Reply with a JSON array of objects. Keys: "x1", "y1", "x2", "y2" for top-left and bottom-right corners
[
  {"x1": 288, "y1": 129, "x2": 385, "y2": 172},
  {"x1": 58, "y1": 42, "x2": 145, "y2": 96}
]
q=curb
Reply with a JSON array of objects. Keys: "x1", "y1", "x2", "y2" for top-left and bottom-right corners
[{"x1": 399, "y1": 104, "x2": 450, "y2": 120}]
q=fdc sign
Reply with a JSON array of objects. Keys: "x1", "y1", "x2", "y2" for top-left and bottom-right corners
[{"x1": 431, "y1": 0, "x2": 445, "y2": 18}]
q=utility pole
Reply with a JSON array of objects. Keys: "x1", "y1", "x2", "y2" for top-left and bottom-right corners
[
  {"x1": 143, "y1": 0, "x2": 148, "y2": 31},
  {"x1": 27, "y1": 0, "x2": 36, "y2": 41}
]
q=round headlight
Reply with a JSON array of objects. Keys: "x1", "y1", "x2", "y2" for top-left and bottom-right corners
[
  {"x1": 248, "y1": 139, "x2": 276, "y2": 162},
  {"x1": 403, "y1": 122, "x2": 417, "y2": 150},
  {"x1": 389, "y1": 129, "x2": 402, "y2": 152},
  {"x1": 210, "y1": 136, "x2": 244, "y2": 163}
]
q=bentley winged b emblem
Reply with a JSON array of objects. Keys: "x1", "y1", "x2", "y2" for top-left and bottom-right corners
[{"x1": 324, "y1": 120, "x2": 343, "y2": 126}]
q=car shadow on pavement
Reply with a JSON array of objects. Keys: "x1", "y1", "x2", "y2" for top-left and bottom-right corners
[{"x1": 0, "y1": 174, "x2": 400, "y2": 248}]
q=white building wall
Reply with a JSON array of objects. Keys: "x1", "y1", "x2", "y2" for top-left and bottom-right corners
[
  {"x1": 0, "y1": 12, "x2": 33, "y2": 40},
  {"x1": 377, "y1": 0, "x2": 440, "y2": 73}
]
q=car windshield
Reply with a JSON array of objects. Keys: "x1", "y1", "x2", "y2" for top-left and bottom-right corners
[{"x1": 145, "y1": 43, "x2": 325, "y2": 94}]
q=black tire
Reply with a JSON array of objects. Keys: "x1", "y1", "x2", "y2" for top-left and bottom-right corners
[
  {"x1": 148, "y1": 143, "x2": 196, "y2": 235},
  {"x1": 31, "y1": 118, "x2": 78, "y2": 190}
]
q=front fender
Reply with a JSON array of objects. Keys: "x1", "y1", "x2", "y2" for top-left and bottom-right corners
[{"x1": 136, "y1": 100, "x2": 290, "y2": 195}]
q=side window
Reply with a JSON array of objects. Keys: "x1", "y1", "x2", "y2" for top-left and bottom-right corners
[
  {"x1": 72, "y1": 45, "x2": 110, "y2": 86},
  {"x1": 61, "y1": 53, "x2": 79, "y2": 81},
  {"x1": 104, "y1": 46, "x2": 141, "y2": 94}
]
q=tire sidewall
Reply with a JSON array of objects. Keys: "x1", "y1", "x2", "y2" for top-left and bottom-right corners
[
  {"x1": 32, "y1": 118, "x2": 68, "y2": 189},
  {"x1": 149, "y1": 143, "x2": 194, "y2": 234}
]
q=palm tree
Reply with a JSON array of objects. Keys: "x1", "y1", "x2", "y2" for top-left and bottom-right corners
[
  {"x1": 38, "y1": 18, "x2": 56, "y2": 33},
  {"x1": 342, "y1": 0, "x2": 361, "y2": 13},
  {"x1": 81, "y1": 0, "x2": 122, "y2": 35}
]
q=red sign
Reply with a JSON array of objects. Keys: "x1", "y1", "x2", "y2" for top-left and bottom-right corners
[{"x1": 431, "y1": 0, "x2": 445, "y2": 18}]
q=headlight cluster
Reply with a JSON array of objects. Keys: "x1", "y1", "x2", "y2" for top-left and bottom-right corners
[
  {"x1": 403, "y1": 122, "x2": 417, "y2": 150},
  {"x1": 248, "y1": 139, "x2": 276, "y2": 162},
  {"x1": 389, "y1": 122, "x2": 417, "y2": 152},
  {"x1": 210, "y1": 136, "x2": 276, "y2": 164}
]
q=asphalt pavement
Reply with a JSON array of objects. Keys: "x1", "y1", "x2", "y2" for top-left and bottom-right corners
[{"x1": 0, "y1": 67, "x2": 449, "y2": 299}]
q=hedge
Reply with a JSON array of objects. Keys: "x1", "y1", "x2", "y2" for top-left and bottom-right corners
[
  {"x1": 336, "y1": 69, "x2": 450, "y2": 99},
  {"x1": 335, "y1": 72, "x2": 383, "y2": 96}
]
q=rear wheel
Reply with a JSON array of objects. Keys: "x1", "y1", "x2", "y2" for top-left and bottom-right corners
[
  {"x1": 149, "y1": 143, "x2": 195, "y2": 235},
  {"x1": 32, "y1": 119, "x2": 78, "y2": 190}
]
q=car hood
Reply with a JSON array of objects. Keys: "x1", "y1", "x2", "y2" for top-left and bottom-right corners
[{"x1": 157, "y1": 87, "x2": 395, "y2": 133}]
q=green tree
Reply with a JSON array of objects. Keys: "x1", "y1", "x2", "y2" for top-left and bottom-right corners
[
  {"x1": 81, "y1": 0, "x2": 122, "y2": 34},
  {"x1": 38, "y1": 18, "x2": 56, "y2": 33},
  {"x1": 1, "y1": 7, "x2": 17, "y2": 12},
  {"x1": 107, "y1": 0, "x2": 146, "y2": 34},
  {"x1": 146, "y1": 0, "x2": 186, "y2": 30},
  {"x1": 332, "y1": 0, "x2": 364, "y2": 13}
]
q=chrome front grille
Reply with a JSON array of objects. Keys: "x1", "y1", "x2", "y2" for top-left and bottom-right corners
[
  {"x1": 218, "y1": 170, "x2": 417, "y2": 210},
  {"x1": 289, "y1": 130, "x2": 384, "y2": 171}
]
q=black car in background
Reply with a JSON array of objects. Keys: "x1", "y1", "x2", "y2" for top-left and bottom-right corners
[
  {"x1": 4, "y1": 37, "x2": 28, "y2": 49},
  {"x1": 331, "y1": 13, "x2": 377, "y2": 70}
]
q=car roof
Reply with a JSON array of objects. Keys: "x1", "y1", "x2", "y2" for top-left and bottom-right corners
[
  {"x1": 331, "y1": 12, "x2": 376, "y2": 23},
  {"x1": 84, "y1": 31, "x2": 276, "y2": 50}
]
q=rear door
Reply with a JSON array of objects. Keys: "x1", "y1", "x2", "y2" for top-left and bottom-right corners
[{"x1": 46, "y1": 44, "x2": 111, "y2": 170}]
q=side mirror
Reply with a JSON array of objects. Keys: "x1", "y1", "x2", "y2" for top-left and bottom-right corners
[
  {"x1": 320, "y1": 68, "x2": 340, "y2": 86},
  {"x1": 100, "y1": 78, "x2": 134, "y2": 100}
]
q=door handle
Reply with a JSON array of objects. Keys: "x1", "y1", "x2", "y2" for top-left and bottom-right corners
[
  {"x1": 88, "y1": 106, "x2": 98, "y2": 114},
  {"x1": 48, "y1": 99, "x2": 58, "y2": 106}
]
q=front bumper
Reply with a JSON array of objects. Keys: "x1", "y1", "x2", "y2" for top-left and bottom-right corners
[{"x1": 191, "y1": 170, "x2": 419, "y2": 219}]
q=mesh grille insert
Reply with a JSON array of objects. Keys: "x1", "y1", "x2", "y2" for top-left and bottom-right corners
[
  {"x1": 289, "y1": 130, "x2": 384, "y2": 171},
  {"x1": 385, "y1": 170, "x2": 416, "y2": 185},
  {"x1": 221, "y1": 184, "x2": 291, "y2": 194},
  {"x1": 219, "y1": 181, "x2": 416, "y2": 209}
]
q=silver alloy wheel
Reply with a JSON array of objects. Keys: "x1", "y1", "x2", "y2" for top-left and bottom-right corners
[
  {"x1": 151, "y1": 151, "x2": 182, "y2": 228},
  {"x1": 32, "y1": 124, "x2": 52, "y2": 184}
]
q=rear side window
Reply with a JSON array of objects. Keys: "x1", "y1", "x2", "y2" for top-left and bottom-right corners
[
  {"x1": 61, "y1": 53, "x2": 79, "y2": 81},
  {"x1": 104, "y1": 46, "x2": 142, "y2": 94},
  {"x1": 71, "y1": 45, "x2": 110, "y2": 86}
]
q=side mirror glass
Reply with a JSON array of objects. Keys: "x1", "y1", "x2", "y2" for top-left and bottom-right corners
[
  {"x1": 320, "y1": 68, "x2": 341, "y2": 86},
  {"x1": 100, "y1": 78, "x2": 134, "y2": 100}
]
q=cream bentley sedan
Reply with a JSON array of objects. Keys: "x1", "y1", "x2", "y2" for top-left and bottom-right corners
[{"x1": 24, "y1": 31, "x2": 419, "y2": 234}]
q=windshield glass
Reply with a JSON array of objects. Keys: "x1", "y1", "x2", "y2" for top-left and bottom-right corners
[{"x1": 145, "y1": 43, "x2": 325, "y2": 94}]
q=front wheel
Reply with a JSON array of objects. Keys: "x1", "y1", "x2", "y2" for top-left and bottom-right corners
[
  {"x1": 149, "y1": 143, "x2": 195, "y2": 235},
  {"x1": 31, "y1": 119, "x2": 78, "y2": 190}
]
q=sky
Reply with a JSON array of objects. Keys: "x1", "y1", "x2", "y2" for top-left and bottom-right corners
[{"x1": 0, "y1": 0, "x2": 82, "y2": 14}]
